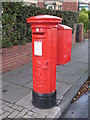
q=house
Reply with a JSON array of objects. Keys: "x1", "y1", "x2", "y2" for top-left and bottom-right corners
[
  {"x1": 23, "y1": 0, "x2": 90, "y2": 11},
  {"x1": 23, "y1": 0, "x2": 37, "y2": 6},
  {"x1": 62, "y1": 0, "x2": 90, "y2": 12},
  {"x1": 44, "y1": 0, "x2": 63, "y2": 10},
  {"x1": 79, "y1": 0, "x2": 90, "y2": 11},
  {"x1": 62, "y1": 0, "x2": 79, "y2": 12}
]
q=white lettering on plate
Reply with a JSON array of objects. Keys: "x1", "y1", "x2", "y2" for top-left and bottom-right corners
[{"x1": 34, "y1": 41, "x2": 42, "y2": 56}]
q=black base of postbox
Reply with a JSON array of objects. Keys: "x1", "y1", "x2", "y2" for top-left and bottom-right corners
[{"x1": 32, "y1": 90, "x2": 56, "y2": 109}]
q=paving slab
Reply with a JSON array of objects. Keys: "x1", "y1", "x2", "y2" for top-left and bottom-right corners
[
  {"x1": 2, "y1": 111, "x2": 10, "y2": 118},
  {"x1": 2, "y1": 70, "x2": 32, "y2": 86},
  {"x1": 57, "y1": 61, "x2": 88, "y2": 69},
  {"x1": 0, "y1": 108, "x2": 2, "y2": 115},
  {"x1": 16, "y1": 92, "x2": 34, "y2": 110},
  {"x1": 0, "y1": 75, "x2": 2, "y2": 89},
  {"x1": 23, "y1": 114, "x2": 33, "y2": 118},
  {"x1": 56, "y1": 82, "x2": 72, "y2": 99},
  {"x1": 24, "y1": 81, "x2": 33, "y2": 89},
  {"x1": 12, "y1": 104, "x2": 23, "y2": 111},
  {"x1": 17, "y1": 109, "x2": 29, "y2": 118},
  {"x1": 2, "y1": 83, "x2": 31, "y2": 103},
  {"x1": 2, "y1": 81, "x2": 10, "y2": 87},
  {"x1": 8, "y1": 110, "x2": 19, "y2": 118},
  {"x1": 57, "y1": 64, "x2": 87, "y2": 85}
]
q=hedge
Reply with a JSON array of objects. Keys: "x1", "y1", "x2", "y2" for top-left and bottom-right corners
[{"x1": 2, "y1": 2, "x2": 78, "y2": 48}]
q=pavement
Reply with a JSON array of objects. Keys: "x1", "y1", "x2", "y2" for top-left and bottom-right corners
[{"x1": 0, "y1": 40, "x2": 88, "y2": 119}]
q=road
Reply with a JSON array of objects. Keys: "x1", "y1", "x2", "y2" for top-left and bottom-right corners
[{"x1": 61, "y1": 93, "x2": 88, "y2": 118}]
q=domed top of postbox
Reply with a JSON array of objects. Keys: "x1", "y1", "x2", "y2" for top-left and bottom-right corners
[{"x1": 26, "y1": 15, "x2": 62, "y2": 24}]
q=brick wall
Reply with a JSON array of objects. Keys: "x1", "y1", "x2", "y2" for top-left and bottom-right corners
[
  {"x1": 79, "y1": 23, "x2": 84, "y2": 42},
  {"x1": 1, "y1": 43, "x2": 32, "y2": 73},
  {"x1": 62, "y1": 1, "x2": 78, "y2": 12},
  {"x1": 76, "y1": 23, "x2": 84, "y2": 42},
  {"x1": 37, "y1": 2, "x2": 45, "y2": 8}
]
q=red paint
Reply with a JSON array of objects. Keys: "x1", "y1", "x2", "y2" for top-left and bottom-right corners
[
  {"x1": 57, "y1": 24, "x2": 72, "y2": 65},
  {"x1": 27, "y1": 15, "x2": 62, "y2": 94}
]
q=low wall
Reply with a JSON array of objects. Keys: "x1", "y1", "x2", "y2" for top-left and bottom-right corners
[
  {"x1": 76, "y1": 23, "x2": 84, "y2": 42},
  {"x1": 1, "y1": 43, "x2": 32, "y2": 73},
  {"x1": 72, "y1": 24, "x2": 76, "y2": 45}
]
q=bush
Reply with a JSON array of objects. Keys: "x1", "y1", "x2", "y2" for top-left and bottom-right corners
[
  {"x1": 80, "y1": 8, "x2": 88, "y2": 14},
  {"x1": 78, "y1": 12, "x2": 89, "y2": 33},
  {"x1": 2, "y1": 2, "x2": 78, "y2": 48}
]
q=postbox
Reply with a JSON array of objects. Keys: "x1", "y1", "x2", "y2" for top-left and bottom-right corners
[
  {"x1": 57, "y1": 24, "x2": 72, "y2": 65},
  {"x1": 27, "y1": 15, "x2": 62, "y2": 109}
]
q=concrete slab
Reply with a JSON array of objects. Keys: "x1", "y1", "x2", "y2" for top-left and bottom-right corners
[
  {"x1": 57, "y1": 63, "x2": 87, "y2": 85},
  {"x1": 16, "y1": 92, "x2": 34, "y2": 110},
  {"x1": 56, "y1": 82, "x2": 72, "y2": 99},
  {"x1": 2, "y1": 81, "x2": 10, "y2": 87},
  {"x1": 24, "y1": 81, "x2": 33, "y2": 89},
  {"x1": 2, "y1": 83, "x2": 31, "y2": 103},
  {"x1": 57, "y1": 62, "x2": 88, "y2": 72},
  {"x1": 72, "y1": 54, "x2": 88, "y2": 63},
  {"x1": 2, "y1": 70, "x2": 32, "y2": 86},
  {"x1": 2, "y1": 62, "x2": 32, "y2": 86}
]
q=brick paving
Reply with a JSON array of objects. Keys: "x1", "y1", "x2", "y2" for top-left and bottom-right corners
[{"x1": 0, "y1": 100, "x2": 35, "y2": 118}]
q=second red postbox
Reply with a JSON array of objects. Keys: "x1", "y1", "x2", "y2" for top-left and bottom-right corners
[
  {"x1": 27, "y1": 15, "x2": 62, "y2": 109},
  {"x1": 57, "y1": 24, "x2": 72, "y2": 65}
]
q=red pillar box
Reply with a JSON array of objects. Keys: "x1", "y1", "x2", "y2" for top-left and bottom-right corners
[
  {"x1": 27, "y1": 15, "x2": 62, "y2": 109},
  {"x1": 57, "y1": 24, "x2": 72, "y2": 65}
]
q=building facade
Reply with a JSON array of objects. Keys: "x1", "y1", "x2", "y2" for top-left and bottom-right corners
[
  {"x1": 79, "y1": 0, "x2": 90, "y2": 11},
  {"x1": 62, "y1": 0, "x2": 79, "y2": 12},
  {"x1": 23, "y1": 0, "x2": 90, "y2": 11},
  {"x1": 44, "y1": 0, "x2": 63, "y2": 10}
]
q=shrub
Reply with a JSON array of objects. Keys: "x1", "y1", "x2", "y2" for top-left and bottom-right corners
[
  {"x1": 80, "y1": 8, "x2": 88, "y2": 14},
  {"x1": 78, "y1": 12, "x2": 89, "y2": 33},
  {"x1": 2, "y1": 2, "x2": 78, "y2": 48}
]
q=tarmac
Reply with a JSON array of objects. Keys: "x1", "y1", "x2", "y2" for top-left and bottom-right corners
[
  {"x1": 0, "y1": 40, "x2": 88, "y2": 119},
  {"x1": 61, "y1": 93, "x2": 88, "y2": 118}
]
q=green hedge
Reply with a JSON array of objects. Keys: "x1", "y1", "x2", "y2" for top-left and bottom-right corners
[
  {"x1": 2, "y1": 2, "x2": 78, "y2": 48},
  {"x1": 78, "y1": 10, "x2": 89, "y2": 33}
]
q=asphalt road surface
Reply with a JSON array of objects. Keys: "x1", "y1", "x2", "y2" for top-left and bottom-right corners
[{"x1": 61, "y1": 93, "x2": 88, "y2": 118}]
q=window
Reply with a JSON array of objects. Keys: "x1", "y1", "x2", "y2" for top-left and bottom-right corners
[
  {"x1": 47, "y1": 5, "x2": 54, "y2": 10},
  {"x1": 58, "y1": 5, "x2": 62, "y2": 10}
]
